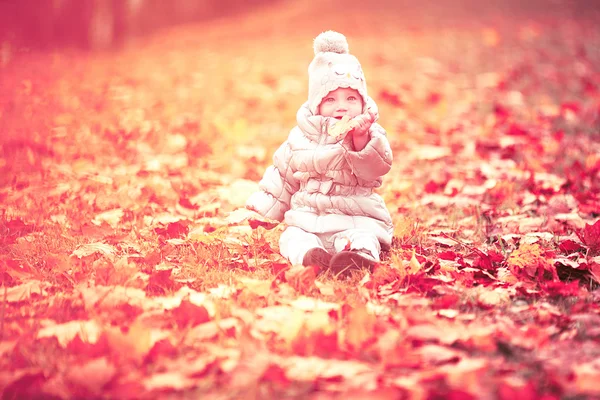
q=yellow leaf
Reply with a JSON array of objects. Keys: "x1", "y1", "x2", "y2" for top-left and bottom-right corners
[
  {"x1": 5, "y1": 280, "x2": 49, "y2": 303},
  {"x1": 409, "y1": 250, "x2": 422, "y2": 273},
  {"x1": 92, "y1": 208, "x2": 124, "y2": 228},
  {"x1": 507, "y1": 243, "x2": 556, "y2": 280},
  {"x1": 188, "y1": 228, "x2": 219, "y2": 244},
  {"x1": 329, "y1": 115, "x2": 358, "y2": 137},
  {"x1": 105, "y1": 320, "x2": 168, "y2": 362},
  {"x1": 238, "y1": 277, "x2": 272, "y2": 298},
  {"x1": 279, "y1": 308, "x2": 305, "y2": 344},
  {"x1": 37, "y1": 320, "x2": 102, "y2": 347},
  {"x1": 345, "y1": 306, "x2": 376, "y2": 351}
]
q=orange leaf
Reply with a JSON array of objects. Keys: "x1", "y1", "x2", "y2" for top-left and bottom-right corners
[
  {"x1": 345, "y1": 305, "x2": 377, "y2": 352},
  {"x1": 507, "y1": 243, "x2": 557, "y2": 281},
  {"x1": 105, "y1": 320, "x2": 169, "y2": 363},
  {"x1": 171, "y1": 300, "x2": 211, "y2": 328},
  {"x1": 284, "y1": 265, "x2": 318, "y2": 294}
]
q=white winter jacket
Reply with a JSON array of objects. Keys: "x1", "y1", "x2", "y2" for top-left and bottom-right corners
[{"x1": 247, "y1": 98, "x2": 394, "y2": 249}]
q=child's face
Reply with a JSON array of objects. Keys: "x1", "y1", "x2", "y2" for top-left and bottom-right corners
[{"x1": 318, "y1": 88, "x2": 363, "y2": 119}]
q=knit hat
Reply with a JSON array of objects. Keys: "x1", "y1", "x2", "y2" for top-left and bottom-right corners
[{"x1": 308, "y1": 31, "x2": 368, "y2": 115}]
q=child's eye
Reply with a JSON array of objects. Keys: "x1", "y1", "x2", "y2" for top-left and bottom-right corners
[
  {"x1": 348, "y1": 96, "x2": 357, "y2": 101},
  {"x1": 325, "y1": 98, "x2": 335, "y2": 103}
]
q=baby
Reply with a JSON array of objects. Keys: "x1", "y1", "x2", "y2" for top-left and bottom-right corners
[{"x1": 246, "y1": 31, "x2": 394, "y2": 275}]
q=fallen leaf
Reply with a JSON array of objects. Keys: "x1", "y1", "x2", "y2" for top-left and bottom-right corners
[
  {"x1": 37, "y1": 320, "x2": 102, "y2": 347},
  {"x1": 344, "y1": 305, "x2": 377, "y2": 351},
  {"x1": 577, "y1": 220, "x2": 600, "y2": 254},
  {"x1": 105, "y1": 320, "x2": 168, "y2": 363},
  {"x1": 71, "y1": 242, "x2": 116, "y2": 260},
  {"x1": 409, "y1": 250, "x2": 422, "y2": 273},
  {"x1": 92, "y1": 208, "x2": 124, "y2": 228},
  {"x1": 572, "y1": 359, "x2": 600, "y2": 395},
  {"x1": 238, "y1": 277, "x2": 273, "y2": 297},
  {"x1": 417, "y1": 344, "x2": 462, "y2": 365},
  {"x1": 226, "y1": 208, "x2": 279, "y2": 230},
  {"x1": 5, "y1": 280, "x2": 49, "y2": 303},
  {"x1": 285, "y1": 265, "x2": 318, "y2": 294},
  {"x1": 507, "y1": 243, "x2": 557, "y2": 281},
  {"x1": 65, "y1": 357, "x2": 117, "y2": 395},
  {"x1": 143, "y1": 371, "x2": 196, "y2": 391}
]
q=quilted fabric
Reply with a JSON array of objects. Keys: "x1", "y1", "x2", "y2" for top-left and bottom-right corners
[{"x1": 247, "y1": 97, "x2": 394, "y2": 248}]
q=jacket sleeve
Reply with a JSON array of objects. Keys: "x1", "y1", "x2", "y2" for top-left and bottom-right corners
[
  {"x1": 342, "y1": 123, "x2": 393, "y2": 181},
  {"x1": 246, "y1": 140, "x2": 298, "y2": 222}
]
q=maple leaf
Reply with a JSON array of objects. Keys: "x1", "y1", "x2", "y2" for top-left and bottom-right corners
[
  {"x1": 226, "y1": 208, "x2": 279, "y2": 230},
  {"x1": 284, "y1": 265, "x2": 318, "y2": 294},
  {"x1": 171, "y1": 300, "x2": 211, "y2": 328},
  {"x1": 146, "y1": 267, "x2": 182, "y2": 295},
  {"x1": 184, "y1": 318, "x2": 239, "y2": 344},
  {"x1": 92, "y1": 208, "x2": 124, "y2": 229},
  {"x1": 300, "y1": 314, "x2": 338, "y2": 356},
  {"x1": 559, "y1": 239, "x2": 584, "y2": 253},
  {"x1": 71, "y1": 242, "x2": 117, "y2": 261},
  {"x1": 576, "y1": 220, "x2": 600, "y2": 254},
  {"x1": 104, "y1": 320, "x2": 169, "y2": 364},
  {"x1": 154, "y1": 220, "x2": 190, "y2": 239},
  {"x1": 328, "y1": 115, "x2": 359, "y2": 138},
  {"x1": 507, "y1": 243, "x2": 558, "y2": 282},
  {"x1": 344, "y1": 305, "x2": 377, "y2": 352},
  {"x1": 367, "y1": 264, "x2": 402, "y2": 289}
]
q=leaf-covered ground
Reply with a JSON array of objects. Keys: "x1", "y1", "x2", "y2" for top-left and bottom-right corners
[{"x1": 1, "y1": 2, "x2": 600, "y2": 399}]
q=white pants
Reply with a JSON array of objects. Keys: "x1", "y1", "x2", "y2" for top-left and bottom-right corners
[{"x1": 279, "y1": 226, "x2": 381, "y2": 266}]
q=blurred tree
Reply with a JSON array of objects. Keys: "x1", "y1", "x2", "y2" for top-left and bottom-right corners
[{"x1": 0, "y1": 0, "x2": 277, "y2": 50}]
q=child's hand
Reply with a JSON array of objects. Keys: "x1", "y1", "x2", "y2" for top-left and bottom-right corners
[{"x1": 350, "y1": 109, "x2": 376, "y2": 137}]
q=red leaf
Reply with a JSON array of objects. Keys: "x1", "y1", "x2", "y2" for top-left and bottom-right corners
[
  {"x1": 427, "y1": 92, "x2": 442, "y2": 105},
  {"x1": 506, "y1": 123, "x2": 528, "y2": 136},
  {"x1": 424, "y1": 180, "x2": 445, "y2": 193},
  {"x1": 474, "y1": 250, "x2": 504, "y2": 271},
  {"x1": 378, "y1": 89, "x2": 404, "y2": 107},
  {"x1": 171, "y1": 300, "x2": 211, "y2": 328},
  {"x1": 494, "y1": 103, "x2": 511, "y2": 120},
  {"x1": 261, "y1": 364, "x2": 289, "y2": 387},
  {"x1": 560, "y1": 101, "x2": 581, "y2": 114},
  {"x1": 0, "y1": 218, "x2": 34, "y2": 245},
  {"x1": 367, "y1": 264, "x2": 401, "y2": 289},
  {"x1": 541, "y1": 280, "x2": 581, "y2": 297},
  {"x1": 154, "y1": 220, "x2": 189, "y2": 239},
  {"x1": 284, "y1": 265, "x2": 318, "y2": 294},
  {"x1": 146, "y1": 269, "x2": 181, "y2": 295},
  {"x1": 559, "y1": 239, "x2": 583, "y2": 253},
  {"x1": 577, "y1": 220, "x2": 600, "y2": 254},
  {"x1": 438, "y1": 251, "x2": 458, "y2": 261},
  {"x1": 432, "y1": 294, "x2": 460, "y2": 309},
  {"x1": 248, "y1": 218, "x2": 278, "y2": 230}
]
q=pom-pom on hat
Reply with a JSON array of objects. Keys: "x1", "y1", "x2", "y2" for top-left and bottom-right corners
[{"x1": 308, "y1": 31, "x2": 368, "y2": 115}]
